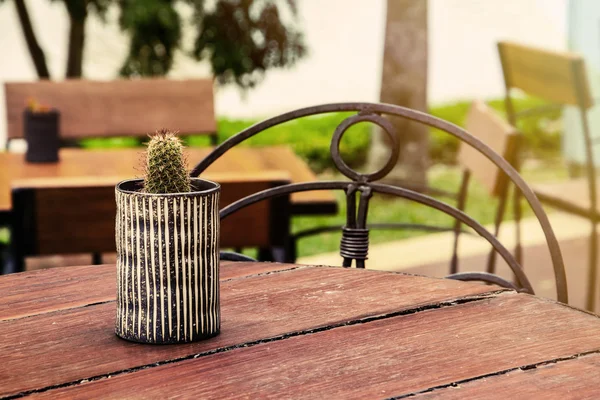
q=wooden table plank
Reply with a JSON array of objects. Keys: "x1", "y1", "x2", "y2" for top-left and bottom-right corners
[
  {"x1": 0, "y1": 267, "x2": 500, "y2": 398},
  {"x1": 29, "y1": 293, "x2": 600, "y2": 400},
  {"x1": 0, "y1": 261, "x2": 295, "y2": 321},
  {"x1": 0, "y1": 147, "x2": 336, "y2": 214},
  {"x1": 413, "y1": 352, "x2": 600, "y2": 399}
]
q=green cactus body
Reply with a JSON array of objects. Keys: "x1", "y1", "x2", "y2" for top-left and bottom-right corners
[{"x1": 144, "y1": 129, "x2": 191, "y2": 194}]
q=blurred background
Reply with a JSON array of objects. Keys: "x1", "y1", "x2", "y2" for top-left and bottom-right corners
[
  {"x1": 2, "y1": 0, "x2": 600, "y2": 309},
  {"x1": 0, "y1": 0, "x2": 567, "y2": 131}
]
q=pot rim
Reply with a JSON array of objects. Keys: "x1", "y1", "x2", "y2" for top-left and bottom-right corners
[
  {"x1": 23, "y1": 108, "x2": 60, "y2": 115},
  {"x1": 116, "y1": 177, "x2": 220, "y2": 197}
]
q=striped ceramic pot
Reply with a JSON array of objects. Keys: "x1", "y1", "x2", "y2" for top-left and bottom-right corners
[{"x1": 115, "y1": 178, "x2": 220, "y2": 344}]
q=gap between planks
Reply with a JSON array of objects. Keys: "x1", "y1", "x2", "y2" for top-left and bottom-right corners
[
  {"x1": 2, "y1": 289, "x2": 509, "y2": 399},
  {"x1": 0, "y1": 264, "x2": 307, "y2": 323},
  {"x1": 390, "y1": 347, "x2": 600, "y2": 399}
]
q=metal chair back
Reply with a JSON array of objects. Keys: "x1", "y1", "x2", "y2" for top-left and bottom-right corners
[{"x1": 193, "y1": 102, "x2": 568, "y2": 303}]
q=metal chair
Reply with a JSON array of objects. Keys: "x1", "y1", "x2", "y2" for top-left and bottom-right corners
[
  {"x1": 281, "y1": 100, "x2": 522, "y2": 276},
  {"x1": 498, "y1": 41, "x2": 594, "y2": 309},
  {"x1": 192, "y1": 102, "x2": 568, "y2": 303}
]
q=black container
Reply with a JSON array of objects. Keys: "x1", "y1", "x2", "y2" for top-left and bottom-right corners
[
  {"x1": 23, "y1": 109, "x2": 60, "y2": 163},
  {"x1": 115, "y1": 178, "x2": 221, "y2": 344}
]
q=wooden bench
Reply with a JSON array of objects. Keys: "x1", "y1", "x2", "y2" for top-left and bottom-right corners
[
  {"x1": 8, "y1": 172, "x2": 290, "y2": 273},
  {"x1": 4, "y1": 78, "x2": 217, "y2": 148}
]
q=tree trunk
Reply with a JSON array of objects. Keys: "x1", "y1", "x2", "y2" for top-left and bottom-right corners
[
  {"x1": 369, "y1": 0, "x2": 428, "y2": 186},
  {"x1": 65, "y1": 11, "x2": 87, "y2": 78},
  {"x1": 14, "y1": 0, "x2": 51, "y2": 79}
]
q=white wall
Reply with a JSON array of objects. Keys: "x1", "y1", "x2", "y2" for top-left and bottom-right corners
[
  {"x1": 562, "y1": 0, "x2": 600, "y2": 166},
  {"x1": 0, "y1": 0, "x2": 568, "y2": 144},
  {"x1": 428, "y1": 0, "x2": 567, "y2": 102}
]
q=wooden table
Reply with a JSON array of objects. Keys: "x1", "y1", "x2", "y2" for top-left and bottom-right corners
[
  {"x1": 0, "y1": 146, "x2": 337, "y2": 216},
  {"x1": 2, "y1": 262, "x2": 600, "y2": 399}
]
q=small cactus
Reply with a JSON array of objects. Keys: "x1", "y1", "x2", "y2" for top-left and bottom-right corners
[{"x1": 143, "y1": 129, "x2": 191, "y2": 194}]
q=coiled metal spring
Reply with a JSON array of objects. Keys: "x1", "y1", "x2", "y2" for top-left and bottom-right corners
[{"x1": 340, "y1": 227, "x2": 369, "y2": 260}]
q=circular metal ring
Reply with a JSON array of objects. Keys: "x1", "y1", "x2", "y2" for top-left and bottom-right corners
[{"x1": 330, "y1": 113, "x2": 399, "y2": 182}]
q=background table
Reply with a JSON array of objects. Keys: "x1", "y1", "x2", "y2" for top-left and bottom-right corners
[
  {"x1": 2, "y1": 262, "x2": 600, "y2": 398},
  {"x1": 0, "y1": 146, "x2": 337, "y2": 216}
]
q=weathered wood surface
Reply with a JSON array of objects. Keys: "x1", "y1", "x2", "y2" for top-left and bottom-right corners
[
  {"x1": 413, "y1": 352, "x2": 600, "y2": 399},
  {"x1": 26, "y1": 293, "x2": 600, "y2": 399},
  {"x1": 2, "y1": 263, "x2": 599, "y2": 399},
  {"x1": 0, "y1": 261, "x2": 290, "y2": 321},
  {"x1": 0, "y1": 266, "x2": 500, "y2": 398},
  {"x1": 0, "y1": 146, "x2": 336, "y2": 214}
]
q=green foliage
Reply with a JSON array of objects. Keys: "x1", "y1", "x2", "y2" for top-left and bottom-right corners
[
  {"x1": 487, "y1": 98, "x2": 562, "y2": 157},
  {"x1": 119, "y1": 0, "x2": 182, "y2": 77},
  {"x1": 81, "y1": 96, "x2": 561, "y2": 173},
  {"x1": 429, "y1": 97, "x2": 562, "y2": 164},
  {"x1": 192, "y1": 0, "x2": 306, "y2": 88},
  {"x1": 8, "y1": 0, "x2": 305, "y2": 86},
  {"x1": 427, "y1": 101, "x2": 470, "y2": 164},
  {"x1": 61, "y1": 0, "x2": 111, "y2": 20},
  {"x1": 188, "y1": 113, "x2": 371, "y2": 172},
  {"x1": 143, "y1": 129, "x2": 191, "y2": 194},
  {"x1": 119, "y1": 0, "x2": 306, "y2": 88}
]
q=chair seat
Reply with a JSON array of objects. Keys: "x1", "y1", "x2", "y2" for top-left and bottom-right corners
[{"x1": 533, "y1": 178, "x2": 600, "y2": 220}]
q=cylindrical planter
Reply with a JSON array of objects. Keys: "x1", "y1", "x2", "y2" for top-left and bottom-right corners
[
  {"x1": 23, "y1": 109, "x2": 60, "y2": 163},
  {"x1": 115, "y1": 178, "x2": 221, "y2": 344}
]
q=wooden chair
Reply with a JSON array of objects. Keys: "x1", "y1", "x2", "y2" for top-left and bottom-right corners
[
  {"x1": 5, "y1": 173, "x2": 290, "y2": 274},
  {"x1": 452, "y1": 100, "x2": 521, "y2": 274},
  {"x1": 283, "y1": 100, "x2": 520, "y2": 275},
  {"x1": 4, "y1": 78, "x2": 217, "y2": 149},
  {"x1": 190, "y1": 102, "x2": 567, "y2": 303},
  {"x1": 497, "y1": 41, "x2": 597, "y2": 310}
]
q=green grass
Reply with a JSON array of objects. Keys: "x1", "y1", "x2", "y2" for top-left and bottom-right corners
[{"x1": 0, "y1": 228, "x2": 8, "y2": 244}]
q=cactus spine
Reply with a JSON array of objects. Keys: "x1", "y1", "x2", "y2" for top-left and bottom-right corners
[{"x1": 144, "y1": 129, "x2": 191, "y2": 194}]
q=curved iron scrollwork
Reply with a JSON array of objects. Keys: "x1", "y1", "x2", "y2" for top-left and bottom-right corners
[
  {"x1": 191, "y1": 102, "x2": 567, "y2": 303},
  {"x1": 330, "y1": 112, "x2": 399, "y2": 182}
]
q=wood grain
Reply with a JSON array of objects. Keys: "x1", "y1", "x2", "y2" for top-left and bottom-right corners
[
  {"x1": 29, "y1": 293, "x2": 600, "y2": 399},
  {"x1": 5, "y1": 79, "x2": 216, "y2": 140},
  {"x1": 0, "y1": 267, "x2": 499, "y2": 397},
  {"x1": 498, "y1": 41, "x2": 593, "y2": 108},
  {"x1": 0, "y1": 261, "x2": 294, "y2": 321},
  {"x1": 413, "y1": 352, "x2": 600, "y2": 399},
  {"x1": 460, "y1": 100, "x2": 519, "y2": 197},
  {"x1": 0, "y1": 147, "x2": 336, "y2": 214},
  {"x1": 218, "y1": 176, "x2": 290, "y2": 247},
  {"x1": 34, "y1": 185, "x2": 117, "y2": 255}
]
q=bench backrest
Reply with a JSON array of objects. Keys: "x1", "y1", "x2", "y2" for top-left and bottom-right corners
[
  {"x1": 458, "y1": 100, "x2": 520, "y2": 197},
  {"x1": 5, "y1": 78, "x2": 217, "y2": 141}
]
